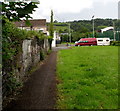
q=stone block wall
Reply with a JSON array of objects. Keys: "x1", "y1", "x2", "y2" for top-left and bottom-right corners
[{"x1": 2, "y1": 37, "x2": 50, "y2": 99}]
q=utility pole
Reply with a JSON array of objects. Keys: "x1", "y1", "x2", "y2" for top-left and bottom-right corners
[
  {"x1": 118, "y1": 1, "x2": 120, "y2": 41},
  {"x1": 92, "y1": 15, "x2": 95, "y2": 38},
  {"x1": 113, "y1": 21, "x2": 116, "y2": 41},
  {"x1": 69, "y1": 23, "x2": 71, "y2": 46}
]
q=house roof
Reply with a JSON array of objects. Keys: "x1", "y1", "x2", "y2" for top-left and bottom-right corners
[
  {"x1": 101, "y1": 27, "x2": 114, "y2": 33},
  {"x1": 14, "y1": 19, "x2": 46, "y2": 27}
]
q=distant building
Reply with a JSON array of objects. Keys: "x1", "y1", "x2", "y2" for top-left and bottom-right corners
[
  {"x1": 47, "y1": 31, "x2": 61, "y2": 47},
  {"x1": 100, "y1": 27, "x2": 114, "y2": 33},
  {"x1": 60, "y1": 33, "x2": 69, "y2": 35},
  {"x1": 14, "y1": 19, "x2": 47, "y2": 34},
  {"x1": 14, "y1": 19, "x2": 60, "y2": 47}
]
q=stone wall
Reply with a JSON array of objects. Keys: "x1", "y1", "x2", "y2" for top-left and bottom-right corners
[
  {"x1": 2, "y1": 37, "x2": 50, "y2": 99},
  {"x1": 17, "y1": 37, "x2": 50, "y2": 81}
]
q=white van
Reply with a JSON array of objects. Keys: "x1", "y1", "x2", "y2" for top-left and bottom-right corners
[{"x1": 97, "y1": 38, "x2": 110, "y2": 46}]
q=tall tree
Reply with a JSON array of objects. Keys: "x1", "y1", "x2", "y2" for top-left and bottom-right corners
[
  {"x1": 49, "y1": 10, "x2": 54, "y2": 49},
  {"x1": 49, "y1": 10, "x2": 54, "y2": 38}
]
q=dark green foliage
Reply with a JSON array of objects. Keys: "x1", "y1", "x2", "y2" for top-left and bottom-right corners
[
  {"x1": 114, "y1": 20, "x2": 120, "y2": 32},
  {"x1": 2, "y1": 18, "x2": 47, "y2": 63},
  {"x1": 92, "y1": 31, "x2": 119, "y2": 41},
  {"x1": 110, "y1": 41, "x2": 120, "y2": 46},
  {"x1": 97, "y1": 26, "x2": 107, "y2": 30},
  {"x1": 2, "y1": 18, "x2": 46, "y2": 62},
  {"x1": 49, "y1": 10, "x2": 54, "y2": 38},
  {"x1": 2, "y1": 18, "x2": 23, "y2": 61},
  {"x1": 48, "y1": 37, "x2": 53, "y2": 50},
  {"x1": 40, "y1": 51, "x2": 45, "y2": 60},
  {"x1": 70, "y1": 18, "x2": 117, "y2": 35},
  {"x1": 94, "y1": 32, "x2": 98, "y2": 38},
  {"x1": 2, "y1": 2, "x2": 39, "y2": 21},
  {"x1": 2, "y1": 18, "x2": 47, "y2": 98},
  {"x1": 49, "y1": 10, "x2": 54, "y2": 49},
  {"x1": 6, "y1": 72, "x2": 22, "y2": 94},
  {"x1": 54, "y1": 23, "x2": 68, "y2": 26},
  {"x1": 61, "y1": 34, "x2": 69, "y2": 42},
  {"x1": 94, "y1": 18, "x2": 113, "y2": 27},
  {"x1": 54, "y1": 19, "x2": 119, "y2": 42}
]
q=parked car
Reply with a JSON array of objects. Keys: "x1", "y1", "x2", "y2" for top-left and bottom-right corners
[{"x1": 75, "y1": 38, "x2": 97, "y2": 46}]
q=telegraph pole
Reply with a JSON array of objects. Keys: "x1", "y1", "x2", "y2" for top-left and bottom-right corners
[
  {"x1": 113, "y1": 21, "x2": 116, "y2": 41},
  {"x1": 118, "y1": 1, "x2": 120, "y2": 41},
  {"x1": 69, "y1": 23, "x2": 71, "y2": 46},
  {"x1": 92, "y1": 15, "x2": 95, "y2": 38}
]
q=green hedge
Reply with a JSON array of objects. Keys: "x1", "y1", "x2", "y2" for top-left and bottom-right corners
[
  {"x1": 110, "y1": 41, "x2": 120, "y2": 46},
  {"x1": 2, "y1": 18, "x2": 47, "y2": 62},
  {"x1": 2, "y1": 17, "x2": 48, "y2": 99}
]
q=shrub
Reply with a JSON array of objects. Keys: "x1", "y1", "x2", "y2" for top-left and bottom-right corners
[
  {"x1": 40, "y1": 51, "x2": 45, "y2": 60},
  {"x1": 110, "y1": 41, "x2": 120, "y2": 46},
  {"x1": 2, "y1": 18, "x2": 48, "y2": 98}
]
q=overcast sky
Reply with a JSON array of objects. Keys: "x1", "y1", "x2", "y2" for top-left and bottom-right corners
[{"x1": 31, "y1": 0, "x2": 119, "y2": 22}]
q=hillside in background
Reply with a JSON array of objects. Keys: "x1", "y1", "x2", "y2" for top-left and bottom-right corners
[{"x1": 47, "y1": 18, "x2": 120, "y2": 42}]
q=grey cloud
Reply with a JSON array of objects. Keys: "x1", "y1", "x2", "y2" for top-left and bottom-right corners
[{"x1": 54, "y1": 1, "x2": 118, "y2": 22}]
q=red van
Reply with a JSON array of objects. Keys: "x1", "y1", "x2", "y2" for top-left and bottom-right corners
[{"x1": 75, "y1": 38, "x2": 97, "y2": 46}]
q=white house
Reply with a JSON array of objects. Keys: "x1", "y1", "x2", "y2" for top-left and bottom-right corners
[
  {"x1": 101, "y1": 27, "x2": 114, "y2": 33},
  {"x1": 47, "y1": 31, "x2": 60, "y2": 47},
  {"x1": 52, "y1": 31, "x2": 57, "y2": 47},
  {"x1": 15, "y1": 19, "x2": 60, "y2": 47}
]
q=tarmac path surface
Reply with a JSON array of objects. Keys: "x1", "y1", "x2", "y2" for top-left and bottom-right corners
[
  {"x1": 4, "y1": 51, "x2": 57, "y2": 110},
  {"x1": 4, "y1": 45, "x2": 69, "y2": 110}
]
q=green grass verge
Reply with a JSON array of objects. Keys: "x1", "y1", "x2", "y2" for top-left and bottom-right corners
[
  {"x1": 61, "y1": 42, "x2": 75, "y2": 45},
  {"x1": 56, "y1": 46, "x2": 118, "y2": 109}
]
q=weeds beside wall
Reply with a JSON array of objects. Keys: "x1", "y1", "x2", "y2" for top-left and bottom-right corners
[{"x1": 2, "y1": 18, "x2": 50, "y2": 104}]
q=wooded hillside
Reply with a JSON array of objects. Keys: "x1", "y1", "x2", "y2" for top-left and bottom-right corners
[{"x1": 47, "y1": 18, "x2": 120, "y2": 42}]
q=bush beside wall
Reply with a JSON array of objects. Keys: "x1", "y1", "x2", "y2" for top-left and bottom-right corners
[
  {"x1": 2, "y1": 18, "x2": 50, "y2": 105},
  {"x1": 110, "y1": 41, "x2": 120, "y2": 46}
]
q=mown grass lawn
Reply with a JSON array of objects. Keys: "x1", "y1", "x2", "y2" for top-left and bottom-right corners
[{"x1": 56, "y1": 46, "x2": 118, "y2": 109}]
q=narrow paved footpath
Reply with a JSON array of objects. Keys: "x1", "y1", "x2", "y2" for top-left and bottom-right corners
[{"x1": 5, "y1": 51, "x2": 58, "y2": 110}]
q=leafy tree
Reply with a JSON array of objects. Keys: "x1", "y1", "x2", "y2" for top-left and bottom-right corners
[
  {"x1": 49, "y1": 10, "x2": 54, "y2": 37},
  {"x1": 54, "y1": 20, "x2": 58, "y2": 23},
  {"x1": 115, "y1": 20, "x2": 120, "y2": 30},
  {"x1": 85, "y1": 32, "x2": 90, "y2": 38},
  {"x1": 61, "y1": 34, "x2": 69, "y2": 42},
  {"x1": 59, "y1": 29, "x2": 63, "y2": 33},
  {"x1": 94, "y1": 32, "x2": 98, "y2": 38},
  {"x1": 97, "y1": 26, "x2": 107, "y2": 31},
  {"x1": 1, "y1": 2, "x2": 39, "y2": 21},
  {"x1": 80, "y1": 26, "x2": 89, "y2": 33},
  {"x1": 54, "y1": 18, "x2": 119, "y2": 41}
]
